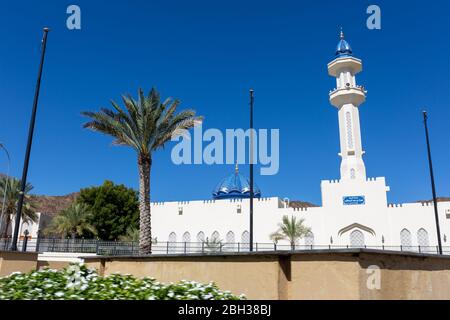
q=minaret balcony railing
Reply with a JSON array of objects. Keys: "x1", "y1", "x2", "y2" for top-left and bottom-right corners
[{"x1": 329, "y1": 85, "x2": 366, "y2": 108}]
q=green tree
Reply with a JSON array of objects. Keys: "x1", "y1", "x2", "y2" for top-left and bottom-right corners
[
  {"x1": 77, "y1": 180, "x2": 139, "y2": 240},
  {"x1": 270, "y1": 215, "x2": 311, "y2": 249},
  {"x1": 0, "y1": 176, "x2": 38, "y2": 238},
  {"x1": 82, "y1": 88, "x2": 202, "y2": 253},
  {"x1": 118, "y1": 225, "x2": 139, "y2": 242},
  {"x1": 46, "y1": 203, "x2": 96, "y2": 239}
]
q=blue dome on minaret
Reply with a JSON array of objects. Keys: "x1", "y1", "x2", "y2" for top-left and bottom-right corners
[
  {"x1": 212, "y1": 165, "x2": 261, "y2": 200},
  {"x1": 335, "y1": 29, "x2": 353, "y2": 56}
]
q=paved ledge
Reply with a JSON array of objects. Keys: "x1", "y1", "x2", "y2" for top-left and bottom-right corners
[{"x1": 81, "y1": 248, "x2": 450, "y2": 261}]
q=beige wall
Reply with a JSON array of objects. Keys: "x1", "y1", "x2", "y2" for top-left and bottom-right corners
[
  {"x1": 37, "y1": 260, "x2": 71, "y2": 270},
  {"x1": 0, "y1": 251, "x2": 38, "y2": 277},
  {"x1": 85, "y1": 255, "x2": 283, "y2": 299},
  {"x1": 83, "y1": 250, "x2": 450, "y2": 300}
]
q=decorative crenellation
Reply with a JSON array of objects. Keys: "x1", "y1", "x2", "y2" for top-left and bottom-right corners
[
  {"x1": 322, "y1": 179, "x2": 341, "y2": 184},
  {"x1": 291, "y1": 207, "x2": 309, "y2": 212},
  {"x1": 388, "y1": 203, "x2": 404, "y2": 208}
]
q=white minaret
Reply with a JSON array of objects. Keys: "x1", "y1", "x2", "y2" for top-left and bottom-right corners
[{"x1": 328, "y1": 30, "x2": 368, "y2": 181}]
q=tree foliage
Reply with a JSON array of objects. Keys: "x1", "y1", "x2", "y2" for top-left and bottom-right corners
[
  {"x1": 0, "y1": 264, "x2": 245, "y2": 300},
  {"x1": 0, "y1": 176, "x2": 37, "y2": 238},
  {"x1": 76, "y1": 180, "x2": 139, "y2": 240},
  {"x1": 81, "y1": 88, "x2": 203, "y2": 253},
  {"x1": 45, "y1": 203, "x2": 96, "y2": 239},
  {"x1": 270, "y1": 215, "x2": 311, "y2": 247}
]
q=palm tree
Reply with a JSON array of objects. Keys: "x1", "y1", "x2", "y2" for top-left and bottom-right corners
[
  {"x1": 46, "y1": 203, "x2": 96, "y2": 239},
  {"x1": 270, "y1": 215, "x2": 311, "y2": 249},
  {"x1": 0, "y1": 176, "x2": 38, "y2": 238},
  {"x1": 203, "y1": 237, "x2": 223, "y2": 253},
  {"x1": 82, "y1": 88, "x2": 202, "y2": 254}
]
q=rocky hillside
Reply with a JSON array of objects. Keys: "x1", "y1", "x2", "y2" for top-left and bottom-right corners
[
  {"x1": 30, "y1": 192, "x2": 78, "y2": 216},
  {"x1": 288, "y1": 200, "x2": 318, "y2": 208}
]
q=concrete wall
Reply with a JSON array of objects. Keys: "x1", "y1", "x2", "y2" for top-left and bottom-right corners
[
  {"x1": 0, "y1": 251, "x2": 38, "y2": 277},
  {"x1": 85, "y1": 254, "x2": 283, "y2": 299},
  {"x1": 83, "y1": 249, "x2": 450, "y2": 300}
]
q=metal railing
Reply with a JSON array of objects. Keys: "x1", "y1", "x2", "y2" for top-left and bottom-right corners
[{"x1": 1, "y1": 238, "x2": 450, "y2": 256}]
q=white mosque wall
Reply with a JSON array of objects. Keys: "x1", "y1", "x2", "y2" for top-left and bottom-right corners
[{"x1": 151, "y1": 191, "x2": 450, "y2": 250}]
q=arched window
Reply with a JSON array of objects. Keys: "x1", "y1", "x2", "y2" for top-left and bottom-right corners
[
  {"x1": 182, "y1": 232, "x2": 191, "y2": 253},
  {"x1": 305, "y1": 231, "x2": 314, "y2": 247},
  {"x1": 211, "y1": 231, "x2": 220, "y2": 242},
  {"x1": 241, "y1": 231, "x2": 250, "y2": 251},
  {"x1": 350, "y1": 230, "x2": 365, "y2": 247},
  {"x1": 350, "y1": 168, "x2": 356, "y2": 180},
  {"x1": 346, "y1": 111, "x2": 354, "y2": 149},
  {"x1": 168, "y1": 232, "x2": 177, "y2": 253},
  {"x1": 400, "y1": 229, "x2": 412, "y2": 250},
  {"x1": 225, "y1": 231, "x2": 235, "y2": 251},
  {"x1": 196, "y1": 231, "x2": 205, "y2": 252},
  {"x1": 417, "y1": 228, "x2": 429, "y2": 251},
  {"x1": 197, "y1": 231, "x2": 205, "y2": 242}
]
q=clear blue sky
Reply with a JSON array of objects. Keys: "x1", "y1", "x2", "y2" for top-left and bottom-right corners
[{"x1": 0, "y1": 0, "x2": 449, "y2": 205}]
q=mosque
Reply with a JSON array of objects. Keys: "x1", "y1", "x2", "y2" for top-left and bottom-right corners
[
  {"x1": 150, "y1": 31, "x2": 450, "y2": 253},
  {"x1": 12, "y1": 32, "x2": 450, "y2": 254}
]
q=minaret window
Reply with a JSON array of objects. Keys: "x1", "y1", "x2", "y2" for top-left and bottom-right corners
[
  {"x1": 350, "y1": 168, "x2": 356, "y2": 179},
  {"x1": 345, "y1": 112, "x2": 354, "y2": 149}
]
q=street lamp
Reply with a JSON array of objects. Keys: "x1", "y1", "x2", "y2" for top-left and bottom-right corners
[
  {"x1": 0, "y1": 143, "x2": 11, "y2": 237},
  {"x1": 422, "y1": 111, "x2": 443, "y2": 255},
  {"x1": 11, "y1": 27, "x2": 50, "y2": 251},
  {"x1": 249, "y1": 89, "x2": 254, "y2": 252}
]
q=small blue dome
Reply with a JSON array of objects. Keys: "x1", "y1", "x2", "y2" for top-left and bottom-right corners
[
  {"x1": 212, "y1": 165, "x2": 261, "y2": 200},
  {"x1": 335, "y1": 30, "x2": 352, "y2": 56}
]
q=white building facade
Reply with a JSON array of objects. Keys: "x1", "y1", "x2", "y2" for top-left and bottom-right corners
[{"x1": 151, "y1": 32, "x2": 450, "y2": 253}]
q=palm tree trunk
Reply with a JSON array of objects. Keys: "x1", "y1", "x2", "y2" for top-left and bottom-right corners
[
  {"x1": 2, "y1": 215, "x2": 11, "y2": 238},
  {"x1": 138, "y1": 153, "x2": 152, "y2": 254}
]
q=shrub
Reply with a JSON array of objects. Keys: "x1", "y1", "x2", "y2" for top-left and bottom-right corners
[{"x1": 0, "y1": 264, "x2": 245, "y2": 300}]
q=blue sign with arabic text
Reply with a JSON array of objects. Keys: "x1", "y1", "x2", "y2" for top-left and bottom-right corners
[{"x1": 343, "y1": 196, "x2": 365, "y2": 206}]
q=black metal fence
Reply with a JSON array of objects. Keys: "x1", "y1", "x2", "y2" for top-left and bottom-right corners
[{"x1": 1, "y1": 237, "x2": 450, "y2": 256}]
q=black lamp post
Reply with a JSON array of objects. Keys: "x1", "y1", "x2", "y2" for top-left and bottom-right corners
[
  {"x1": 249, "y1": 89, "x2": 254, "y2": 252},
  {"x1": 422, "y1": 111, "x2": 443, "y2": 255},
  {"x1": 11, "y1": 28, "x2": 50, "y2": 251}
]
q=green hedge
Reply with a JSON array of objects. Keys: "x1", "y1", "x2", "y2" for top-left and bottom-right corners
[{"x1": 0, "y1": 263, "x2": 245, "y2": 300}]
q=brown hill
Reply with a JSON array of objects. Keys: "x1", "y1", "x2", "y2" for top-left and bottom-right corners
[
  {"x1": 288, "y1": 200, "x2": 318, "y2": 208},
  {"x1": 30, "y1": 192, "x2": 78, "y2": 216}
]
